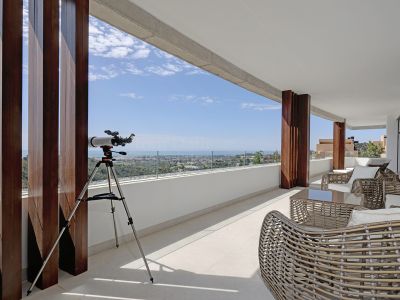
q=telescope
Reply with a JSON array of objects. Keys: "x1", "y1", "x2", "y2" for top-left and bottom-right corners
[
  {"x1": 89, "y1": 130, "x2": 135, "y2": 148},
  {"x1": 27, "y1": 129, "x2": 153, "y2": 296}
]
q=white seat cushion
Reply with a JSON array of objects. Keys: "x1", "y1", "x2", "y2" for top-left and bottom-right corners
[
  {"x1": 328, "y1": 183, "x2": 352, "y2": 193},
  {"x1": 385, "y1": 194, "x2": 400, "y2": 208},
  {"x1": 347, "y1": 208, "x2": 400, "y2": 226},
  {"x1": 367, "y1": 158, "x2": 391, "y2": 166},
  {"x1": 348, "y1": 166, "x2": 379, "y2": 185},
  {"x1": 333, "y1": 169, "x2": 353, "y2": 174}
]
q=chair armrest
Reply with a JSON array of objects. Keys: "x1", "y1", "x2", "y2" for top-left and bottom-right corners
[
  {"x1": 290, "y1": 198, "x2": 355, "y2": 228},
  {"x1": 321, "y1": 172, "x2": 352, "y2": 190},
  {"x1": 385, "y1": 177, "x2": 400, "y2": 195},
  {"x1": 351, "y1": 178, "x2": 384, "y2": 209}
]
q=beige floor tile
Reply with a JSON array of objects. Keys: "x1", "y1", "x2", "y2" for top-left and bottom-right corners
[{"x1": 22, "y1": 187, "x2": 305, "y2": 300}]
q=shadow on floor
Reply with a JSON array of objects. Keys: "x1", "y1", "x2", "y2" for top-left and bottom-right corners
[{"x1": 24, "y1": 187, "x2": 303, "y2": 299}]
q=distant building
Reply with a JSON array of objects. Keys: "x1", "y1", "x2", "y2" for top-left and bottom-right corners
[
  {"x1": 315, "y1": 137, "x2": 359, "y2": 158},
  {"x1": 372, "y1": 135, "x2": 387, "y2": 155},
  {"x1": 315, "y1": 135, "x2": 387, "y2": 158}
]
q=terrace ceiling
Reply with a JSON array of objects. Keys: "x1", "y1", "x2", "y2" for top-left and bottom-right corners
[{"x1": 91, "y1": 0, "x2": 400, "y2": 129}]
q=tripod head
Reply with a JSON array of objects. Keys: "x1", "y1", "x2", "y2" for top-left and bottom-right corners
[{"x1": 101, "y1": 145, "x2": 127, "y2": 161}]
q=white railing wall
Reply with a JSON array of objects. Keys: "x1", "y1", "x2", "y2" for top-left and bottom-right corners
[{"x1": 21, "y1": 158, "x2": 333, "y2": 272}]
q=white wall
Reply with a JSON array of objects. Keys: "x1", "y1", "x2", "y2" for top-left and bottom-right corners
[
  {"x1": 344, "y1": 157, "x2": 393, "y2": 169},
  {"x1": 345, "y1": 157, "x2": 356, "y2": 168},
  {"x1": 387, "y1": 114, "x2": 399, "y2": 172},
  {"x1": 87, "y1": 164, "x2": 281, "y2": 250},
  {"x1": 21, "y1": 159, "x2": 332, "y2": 271},
  {"x1": 309, "y1": 158, "x2": 333, "y2": 177}
]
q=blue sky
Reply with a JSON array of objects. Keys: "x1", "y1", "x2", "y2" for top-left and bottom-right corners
[{"x1": 21, "y1": 11, "x2": 386, "y2": 152}]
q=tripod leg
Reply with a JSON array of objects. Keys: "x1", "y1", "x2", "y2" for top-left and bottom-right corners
[
  {"x1": 106, "y1": 164, "x2": 119, "y2": 248},
  {"x1": 109, "y1": 166, "x2": 154, "y2": 283},
  {"x1": 27, "y1": 163, "x2": 101, "y2": 296}
]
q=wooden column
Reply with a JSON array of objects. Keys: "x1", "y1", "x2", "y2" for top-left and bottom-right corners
[
  {"x1": 0, "y1": 0, "x2": 23, "y2": 298},
  {"x1": 281, "y1": 90, "x2": 310, "y2": 189},
  {"x1": 333, "y1": 122, "x2": 346, "y2": 170},
  {"x1": 27, "y1": 0, "x2": 60, "y2": 289},
  {"x1": 296, "y1": 94, "x2": 311, "y2": 187},
  {"x1": 59, "y1": 0, "x2": 89, "y2": 275},
  {"x1": 281, "y1": 90, "x2": 297, "y2": 189}
]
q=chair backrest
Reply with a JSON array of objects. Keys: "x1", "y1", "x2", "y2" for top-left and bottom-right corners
[
  {"x1": 354, "y1": 157, "x2": 390, "y2": 167},
  {"x1": 259, "y1": 211, "x2": 400, "y2": 300}
]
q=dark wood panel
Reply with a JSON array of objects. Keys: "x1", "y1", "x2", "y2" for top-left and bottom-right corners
[
  {"x1": 281, "y1": 91, "x2": 310, "y2": 189},
  {"x1": 281, "y1": 90, "x2": 296, "y2": 189},
  {"x1": 27, "y1": 0, "x2": 60, "y2": 289},
  {"x1": 0, "y1": 0, "x2": 23, "y2": 298},
  {"x1": 333, "y1": 122, "x2": 345, "y2": 170},
  {"x1": 296, "y1": 94, "x2": 310, "y2": 187},
  {"x1": 59, "y1": 0, "x2": 89, "y2": 275}
]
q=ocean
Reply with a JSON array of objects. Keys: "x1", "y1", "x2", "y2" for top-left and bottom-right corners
[{"x1": 22, "y1": 149, "x2": 278, "y2": 158}]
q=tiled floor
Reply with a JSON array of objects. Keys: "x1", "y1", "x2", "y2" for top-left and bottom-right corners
[{"x1": 24, "y1": 187, "x2": 305, "y2": 300}]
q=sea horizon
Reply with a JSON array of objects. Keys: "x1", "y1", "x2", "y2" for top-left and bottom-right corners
[{"x1": 22, "y1": 149, "x2": 281, "y2": 158}]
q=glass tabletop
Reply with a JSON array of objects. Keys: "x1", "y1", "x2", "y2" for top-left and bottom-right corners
[{"x1": 290, "y1": 188, "x2": 364, "y2": 206}]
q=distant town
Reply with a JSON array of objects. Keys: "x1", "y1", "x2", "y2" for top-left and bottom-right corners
[
  {"x1": 21, "y1": 136, "x2": 386, "y2": 189},
  {"x1": 22, "y1": 151, "x2": 281, "y2": 189}
]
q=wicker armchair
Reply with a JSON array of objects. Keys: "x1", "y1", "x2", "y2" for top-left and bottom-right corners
[
  {"x1": 321, "y1": 168, "x2": 399, "y2": 191},
  {"x1": 352, "y1": 178, "x2": 385, "y2": 209},
  {"x1": 321, "y1": 172, "x2": 352, "y2": 190},
  {"x1": 291, "y1": 197, "x2": 367, "y2": 229},
  {"x1": 385, "y1": 176, "x2": 400, "y2": 196},
  {"x1": 259, "y1": 210, "x2": 400, "y2": 300},
  {"x1": 321, "y1": 168, "x2": 399, "y2": 210}
]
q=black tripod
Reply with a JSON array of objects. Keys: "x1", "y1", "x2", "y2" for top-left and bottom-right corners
[{"x1": 27, "y1": 146, "x2": 154, "y2": 295}]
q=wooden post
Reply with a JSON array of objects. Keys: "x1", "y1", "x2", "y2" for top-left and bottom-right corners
[
  {"x1": 59, "y1": 0, "x2": 89, "y2": 275},
  {"x1": 281, "y1": 90, "x2": 310, "y2": 189},
  {"x1": 281, "y1": 90, "x2": 297, "y2": 189},
  {"x1": 333, "y1": 122, "x2": 346, "y2": 170},
  {"x1": 0, "y1": 0, "x2": 23, "y2": 298},
  {"x1": 27, "y1": 0, "x2": 60, "y2": 289},
  {"x1": 296, "y1": 94, "x2": 310, "y2": 187}
]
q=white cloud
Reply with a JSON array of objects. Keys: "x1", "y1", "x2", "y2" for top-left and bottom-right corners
[
  {"x1": 170, "y1": 94, "x2": 216, "y2": 105},
  {"x1": 201, "y1": 96, "x2": 214, "y2": 104},
  {"x1": 132, "y1": 48, "x2": 151, "y2": 59},
  {"x1": 89, "y1": 64, "x2": 119, "y2": 81},
  {"x1": 119, "y1": 92, "x2": 143, "y2": 100},
  {"x1": 186, "y1": 68, "x2": 208, "y2": 75},
  {"x1": 146, "y1": 66, "x2": 176, "y2": 76},
  {"x1": 241, "y1": 102, "x2": 281, "y2": 111},
  {"x1": 102, "y1": 46, "x2": 133, "y2": 58},
  {"x1": 163, "y1": 63, "x2": 183, "y2": 73},
  {"x1": 126, "y1": 63, "x2": 144, "y2": 75},
  {"x1": 153, "y1": 49, "x2": 209, "y2": 76},
  {"x1": 87, "y1": 16, "x2": 208, "y2": 79},
  {"x1": 154, "y1": 49, "x2": 174, "y2": 60},
  {"x1": 89, "y1": 16, "x2": 150, "y2": 59}
]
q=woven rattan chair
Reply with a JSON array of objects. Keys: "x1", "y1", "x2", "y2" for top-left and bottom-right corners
[
  {"x1": 321, "y1": 168, "x2": 399, "y2": 210},
  {"x1": 386, "y1": 176, "x2": 400, "y2": 196},
  {"x1": 321, "y1": 168, "x2": 399, "y2": 191},
  {"x1": 259, "y1": 210, "x2": 400, "y2": 300},
  {"x1": 321, "y1": 172, "x2": 352, "y2": 190},
  {"x1": 352, "y1": 178, "x2": 385, "y2": 209},
  {"x1": 290, "y1": 196, "x2": 367, "y2": 229}
]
